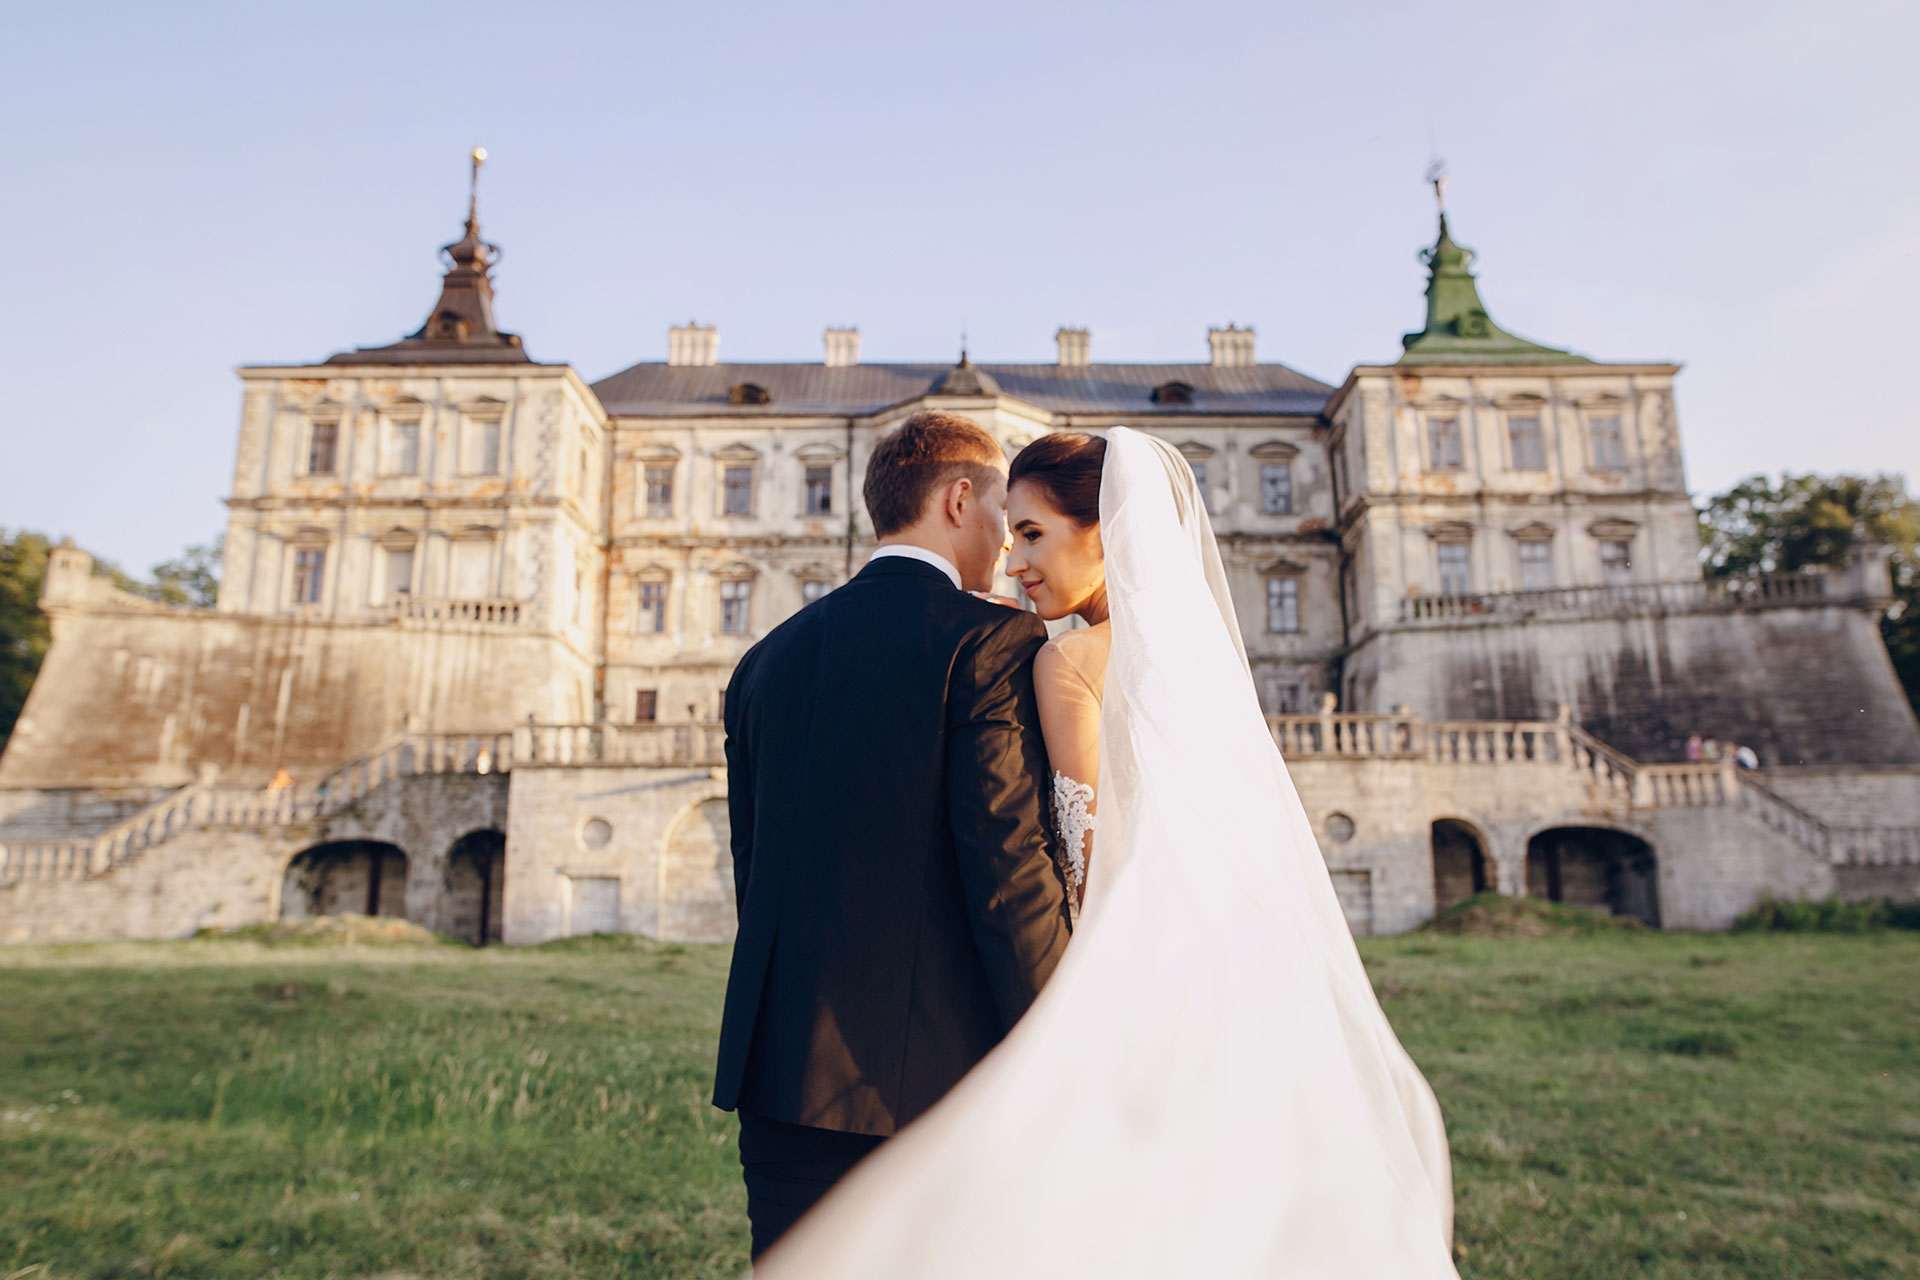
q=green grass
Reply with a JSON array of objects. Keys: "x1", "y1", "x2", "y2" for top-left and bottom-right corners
[{"x1": 2, "y1": 930, "x2": 1917, "y2": 1278}]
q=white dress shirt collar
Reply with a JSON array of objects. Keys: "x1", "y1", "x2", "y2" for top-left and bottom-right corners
[{"x1": 869, "y1": 544, "x2": 962, "y2": 590}]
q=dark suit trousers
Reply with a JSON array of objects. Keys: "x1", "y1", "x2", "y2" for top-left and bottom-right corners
[{"x1": 737, "y1": 1111, "x2": 886, "y2": 1261}]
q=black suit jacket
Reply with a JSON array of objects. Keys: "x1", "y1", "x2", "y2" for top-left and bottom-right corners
[{"x1": 713, "y1": 555, "x2": 1073, "y2": 1136}]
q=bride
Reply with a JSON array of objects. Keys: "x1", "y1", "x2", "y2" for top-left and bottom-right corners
[{"x1": 757, "y1": 426, "x2": 1459, "y2": 1277}]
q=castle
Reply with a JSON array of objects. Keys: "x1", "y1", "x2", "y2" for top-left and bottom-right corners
[{"x1": 3, "y1": 160, "x2": 1917, "y2": 944}]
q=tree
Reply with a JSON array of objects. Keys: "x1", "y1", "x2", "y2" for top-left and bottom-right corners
[
  {"x1": 0, "y1": 530, "x2": 53, "y2": 749},
  {"x1": 1699, "y1": 473, "x2": 1920, "y2": 711},
  {"x1": 146, "y1": 536, "x2": 223, "y2": 608}
]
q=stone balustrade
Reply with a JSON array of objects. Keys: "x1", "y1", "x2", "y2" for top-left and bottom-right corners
[
  {"x1": 384, "y1": 597, "x2": 526, "y2": 626},
  {"x1": 1268, "y1": 713, "x2": 1566, "y2": 764},
  {"x1": 1398, "y1": 571, "x2": 1835, "y2": 627},
  {"x1": 512, "y1": 722, "x2": 726, "y2": 768}
]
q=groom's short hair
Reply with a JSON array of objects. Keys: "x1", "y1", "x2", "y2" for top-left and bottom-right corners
[{"x1": 864, "y1": 411, "x2": 1007, "y2": 537}]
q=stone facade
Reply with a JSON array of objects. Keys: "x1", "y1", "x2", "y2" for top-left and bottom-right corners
[{"x1": 4, "y1": 187, "x2": 1919, "y2": 945}]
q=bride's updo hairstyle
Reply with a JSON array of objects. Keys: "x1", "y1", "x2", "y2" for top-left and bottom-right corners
[{"x1": 1007, "y1": 432, "x2": 1107, "y2": 525}]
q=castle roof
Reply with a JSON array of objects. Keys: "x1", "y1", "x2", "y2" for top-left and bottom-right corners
[
  {"x1": 1397, "y1": 211, "x2": 1589, "y2": 367},
  {"x1": 327, "y1": 149, "x2": 532, "y2": 367},
  {"x1": 589, "y1": 359, "x2": 1334, "y2": 418}
]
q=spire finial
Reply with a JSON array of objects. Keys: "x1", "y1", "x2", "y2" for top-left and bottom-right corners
[
  {"x1": 1425, "y1": 157, "x2": 1448, "y2": 215},
  {"x1": 468, "y1": 146, "x2": 488, "y2": 221}
]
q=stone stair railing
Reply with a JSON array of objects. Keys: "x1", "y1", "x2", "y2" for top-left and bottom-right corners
[
  {"x1": 1267, "y1": 710, "x2": 1920, "y2": 868},
  {"x1": 0, "y1": 723, "x2": 727, "y2": 886},
  {"x1": 1398, "y1": 571, "x2": 1838, "y2": 626}
]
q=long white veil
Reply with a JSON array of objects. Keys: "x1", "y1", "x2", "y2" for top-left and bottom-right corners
[{"x1": 759, "y1": 427, "x2": 1457, "y2": 1278}]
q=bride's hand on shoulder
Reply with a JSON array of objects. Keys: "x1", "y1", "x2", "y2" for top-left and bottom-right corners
[{"x1": 968, "y1": 591, "x2": 1023, "y2": 610}]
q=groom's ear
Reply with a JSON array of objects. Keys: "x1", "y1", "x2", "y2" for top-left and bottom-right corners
[{"x1": 941, "y1": 474, "x2": 975, "y2": 526}]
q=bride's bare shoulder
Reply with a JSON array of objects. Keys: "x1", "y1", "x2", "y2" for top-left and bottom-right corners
[{"x1": 1037, "y1": 621, "x2": 1110, "y2": 691}]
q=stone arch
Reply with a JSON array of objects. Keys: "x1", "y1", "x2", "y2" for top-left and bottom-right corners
[
  {"x1": 446, "y1": 829, "x2": 506, "y2": 946},
  {"x1": 282, "y1": 840, "x2": 409, "y2": 921},
  {"x1": 659, "y1": 797, "x2": 735, "y2": 943},
  {"x1": 1431, "y1": 818, "x2": 1492, "y2": 913},
  {"x1": 1525, "y1": 826, "x2": 1660, "y2": 927}
]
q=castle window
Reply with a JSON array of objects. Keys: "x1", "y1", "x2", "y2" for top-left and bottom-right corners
[
  {"x1": 577, "y1": 447, "x2": 591, "y2": 499},
  {"x1": 1507, "y1": 414, "x2": 1546, "y2": 471},
  {"x1": 802, "y1": 579, "x2": 831, "y2": 605},
  {"x1": 805, "y1": 465, "x2": 833, "y2": 516},
  {"x1": 637, "y1": 580, "x2": 667, "y2": 633},
  {"x1": 1436, "y1": 541, "x2": 1472, "y2": 596},
  {"x1": 462, "y1": 415, "x2": 502, "y2": 476},
  {"x1": 306, "y1": 421, "x2": 339, "y2": 475},
  {"x1": 729, "y1": 382, "x2": 772, "y2": 406},
  {"x1": 293, "y1": 547, "x2": 326, "y2": 604},
  {"x1": 383, "y1": 546, "x2": 415, "y2": 600},
  {"x1": 1276, "y1": 681, "x2": 1309, "y2": 714},
  {"x1": 1590, "y1": 414, "x2": 1626, "y2": 470},
  {"x1": 645, "y1": 463, "x2": 675, "y2": 516},
  {"x1": 1517, "y1": 539, "x2": 1553, "y2": 591},
  {"x1": 722, "y1": 465, "x2": 754, "y2": 517},
  {"x1": 1266, "y1": 577, "x2": 1300, "y2": 634},
  {"x1": 1151, "y1": 380, "x2": 1195, "y2": 406},
  {"x1": 1260, "y1": 462, "x2": 1293, "y2": 515},
  {"x1": 719, "y1": 579, "x2": 752, "y2": 634},
  {"x1": 1427, "y1": 416, "x2": 1463, "y2": 470},
  {"x1": 1599, "y1": 539, "x2": 1634, "y2": 586},
  {"x1": 382, "y1": 421, "x2": 420, "y2": 476},
  {"x1": 634, "y1": 689, "x2": 658, "y2": 723}
]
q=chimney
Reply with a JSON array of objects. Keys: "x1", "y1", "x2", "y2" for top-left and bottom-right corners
[
  {"x1": 1055, "y1": 327, "x2": 1090, "y2": 367},
  {"x1": 824, "y1": 327, "x2": 861, "y2": 367},
  {"x1": 667, "y1": 323, "x2": 719, "y2": 367},
  {"x1": 1207, "y1": 324, "x2": 1256, "y2": 368}
]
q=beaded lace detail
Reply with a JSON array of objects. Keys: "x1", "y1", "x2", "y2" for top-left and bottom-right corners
[{"x1": 1051, "y1": 771, "x2": 1094, "y2": 910}]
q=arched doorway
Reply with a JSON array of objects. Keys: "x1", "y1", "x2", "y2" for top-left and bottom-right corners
[
  {"x1": 447, "y1": 829, "x2": 506, "y2": 946},
  {"x1": 1526, "y1": 827, "x2": 1660, "y2": 926},
  {"x1": 660, "y1": 798, "x2": 734, "y2": 943},
  {"x1": 1431, "y1": 819, "x2": 1490, "y2": 912},
  {"x1": 282, "y1": 841, "x2": 409, "y2": 920}
]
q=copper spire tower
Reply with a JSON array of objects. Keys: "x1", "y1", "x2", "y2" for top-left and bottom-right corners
[{"x1": 327, "y1": 147, "x2": 530, "y2": 365}]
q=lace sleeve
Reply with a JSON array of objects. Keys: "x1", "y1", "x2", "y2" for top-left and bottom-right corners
[{"x1": 1051, "y1": 771, "x2": 1093, "y2": 910}]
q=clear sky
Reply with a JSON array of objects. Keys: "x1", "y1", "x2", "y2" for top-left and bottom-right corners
[{"x1": 2, "y1": 0, "x2": 1914, "y2": 571}]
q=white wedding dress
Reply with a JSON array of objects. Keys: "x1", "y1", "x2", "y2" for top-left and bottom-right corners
[{"x1": 757, "y1": 427, "x2": 1459, "y2": 1277}]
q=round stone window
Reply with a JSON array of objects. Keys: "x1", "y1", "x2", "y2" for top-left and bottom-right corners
[
  {"x1": 580, "y1": 817, "x2": 614, "y2": 850},
  {"x1": 1324, "y1": 812, "x2": 1356, "y2": 844}
]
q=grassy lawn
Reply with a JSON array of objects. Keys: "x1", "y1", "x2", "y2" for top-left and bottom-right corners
[{"x1": 1, "y1": 927, "x2": 1916, "y2": 1279}]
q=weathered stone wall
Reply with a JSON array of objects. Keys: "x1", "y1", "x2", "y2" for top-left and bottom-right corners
[
  {"x1": 0, "y1": 772, "x2": 507, "y2": 944},
  {"x1": 0, "y1": 788, "x2": 167, "y2": 838},
  {"x1": 1755, "y1": 766, "x2": 1920, "y2": 826},
  {"x1": 1350, "y1": 605, "x2": 1920, "y2": 767},
  {"x1": 1834, "y1": 864, "x2": 1920, "y2": 900},
  {"x1": 0, "y1": 747, "x2": 1889, "y2": 945},
  {"x1": 0, "y1": 607, "x2": 593, "y2": 790},
  {"x1": 500, "y1": 764, "x2": 729, "y2": 945},
  {"x1": 1640, "y1": 806, "x2": 1833, "y2": 928},
  {"x1": 1286, "y1": 751, "x2": 1840, "y2": 933}
]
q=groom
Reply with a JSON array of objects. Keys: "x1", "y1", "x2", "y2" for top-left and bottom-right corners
[{"x1": 714, "y1": 410, "x2": 1073, "y2": 1260}]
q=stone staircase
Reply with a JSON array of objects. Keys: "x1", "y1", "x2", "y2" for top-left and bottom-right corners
[
  {"x1": 7, "y1": 711, "x2": 1911, "y2": 889},
  {"x1": 1264, "y1": 709, "x2": 1920, "y2": 871},
  {"x1": 0, "y1": 723, "x2": 725, "y2": 886}
]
